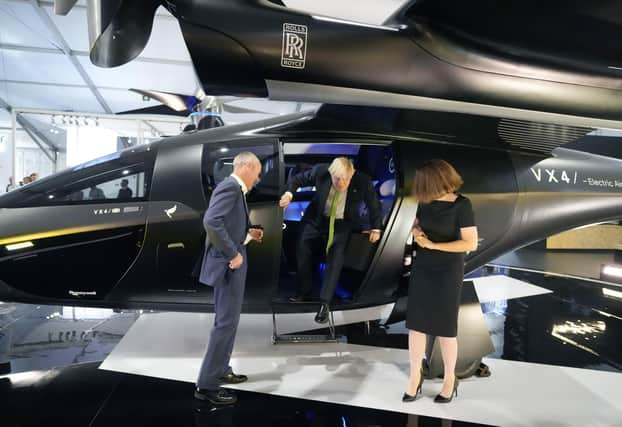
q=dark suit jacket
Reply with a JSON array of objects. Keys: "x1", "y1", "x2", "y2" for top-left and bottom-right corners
[
  {"x1": 287, "y1": 164, "x2": 383, "y2": 231},
  {"x1": 199, "y1": 176, "x2": 249, "y2": 287}
]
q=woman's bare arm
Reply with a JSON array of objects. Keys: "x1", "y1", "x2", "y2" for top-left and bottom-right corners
[{"x1": 415, "y1": 226, "x2": 478, "y2": 253}]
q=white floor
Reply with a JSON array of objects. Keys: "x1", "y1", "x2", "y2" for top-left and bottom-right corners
[
  {"x1": 470, "y1": 275, "x2": 552, "y2": 303},
  {"x1": 100, "y1": 276, "x2": 622, "y2": 427}
]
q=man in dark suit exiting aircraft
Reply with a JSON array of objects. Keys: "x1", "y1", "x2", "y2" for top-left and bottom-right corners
[
  {"x1": 195, "y1": 152, "x2": 263, "y2": 405},
  {"x1": 279, "y1": 157, "x2": 383, "y2": 323}
]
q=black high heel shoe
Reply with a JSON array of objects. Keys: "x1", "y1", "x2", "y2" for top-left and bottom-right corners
[
  {"x1": 402, "y1": 368, "x2": 424, "y2": 402},
  {"x1": 434, "y1": 377, "x2": 459, "y2": 403}
]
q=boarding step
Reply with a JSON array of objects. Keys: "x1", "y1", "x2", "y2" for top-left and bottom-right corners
[{"x1": 270, "y1": 299, "x2": 341, "y2": 345}]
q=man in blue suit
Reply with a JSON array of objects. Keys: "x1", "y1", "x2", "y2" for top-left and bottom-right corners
[{"x1": 194, "y1": 152, "x2": 263, "y2": 405}]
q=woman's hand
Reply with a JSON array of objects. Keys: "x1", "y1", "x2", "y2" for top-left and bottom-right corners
[
  {"x1": 415, "y1": 234, "x2": 436, "y2": 250},
  {"x1": 412, "y1": 225, "x2": 424, "y2": 238}
]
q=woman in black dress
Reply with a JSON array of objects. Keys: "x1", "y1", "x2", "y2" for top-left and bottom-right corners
[{"x1": 403, "y1": 159, "x2": 478, "y2": 403}]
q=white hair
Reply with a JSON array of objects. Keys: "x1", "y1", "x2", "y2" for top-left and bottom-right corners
[
  {"x1": 328, "y1": 157, "x2": 355, "y2": 178},
  {"x1": 233, "y1": 151, "x2": 260, "y2": 168}
]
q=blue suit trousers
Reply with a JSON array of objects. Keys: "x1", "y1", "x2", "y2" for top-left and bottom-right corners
[{"x1": 196, "y1": 249, "x2": 248, "y2": 390}]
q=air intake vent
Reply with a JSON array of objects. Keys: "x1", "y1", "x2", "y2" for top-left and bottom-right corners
[{"x1": 497, "y1": 119, "x2": 592, "y2": 154}]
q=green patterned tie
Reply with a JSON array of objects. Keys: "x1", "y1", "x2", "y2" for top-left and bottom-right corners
[{"x1": 326, "y1": 190, "x2": 341, "y2": 253}]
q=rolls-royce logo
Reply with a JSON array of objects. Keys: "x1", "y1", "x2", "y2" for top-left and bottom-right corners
[
  {"x1": 164, "y1": 204, "x2": 177, "y2": 219},
  {"x1": 281, "y1": 23, "x2": 307, "y2": 69}
]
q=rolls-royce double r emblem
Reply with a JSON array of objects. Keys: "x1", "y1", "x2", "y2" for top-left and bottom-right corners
[{"x1": 281, "y1": 23, "x2": 307, "y2": 69}]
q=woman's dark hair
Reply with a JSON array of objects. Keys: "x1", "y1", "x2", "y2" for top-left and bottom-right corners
[{"x1": 412, "y1": 159, "x2": 463, "y2": 203}]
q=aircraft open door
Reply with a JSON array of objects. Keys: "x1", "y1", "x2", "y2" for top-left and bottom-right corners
[{"x1": 109, "y1": 137, "x2": 284, "y2": 312}]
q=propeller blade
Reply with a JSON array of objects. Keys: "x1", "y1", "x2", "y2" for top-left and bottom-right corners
[
  {"x1": 219, "y1": 96, "x2": 243, "y2": 103},
  {"x1": 116, "y1": 105, "x2": 189, "y2": 117},
  {"x1": 54, "y1": 0, "x2": 78, "y2": 15},
  {"x1": 222, "y1": 104, "x2": 270, "y2": 115},
  {"x1": 194, "y1": 86, "x2": 207, "y2": 100},
  {"x1": 129, "y1": 89, "x2": 199, "y2": 112}
]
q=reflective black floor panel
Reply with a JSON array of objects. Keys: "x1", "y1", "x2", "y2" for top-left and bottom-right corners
[{"x1": 1, "y1": 362, "x2": 494, "y2": 427}]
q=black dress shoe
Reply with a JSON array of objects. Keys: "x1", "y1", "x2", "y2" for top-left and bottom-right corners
[
  {"x1": 194, "y1": 387, "x2": 237, "y2": 405},
  {"x1": 219, "y1": 373, "x2": 248, "y2": 384},
  {"x1": 288, "y1": 294, "x2": 312, "y2": 302},
  {"x1": 315, "y1": 303, "x2": 330, "y2": 324}
]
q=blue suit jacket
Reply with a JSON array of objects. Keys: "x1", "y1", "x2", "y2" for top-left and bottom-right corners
[
  {"x1": 287, "y1": 164, "x2": 384, "y2": 231},
  {"x1": 199, "y1": 176, "x2": 249, "y2": 287}
]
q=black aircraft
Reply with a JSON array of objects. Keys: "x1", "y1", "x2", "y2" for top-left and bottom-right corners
[
  {"x1": 2, "y1": 0, "x2": 621, "y2": 313},
  {"x1": 7, "y1": 0, "x2": 614, "y2": 378},
  {"x1": 1, "y1": 104, "x2": 622, "y2": 314},
  {"x1": 65, "y1": 0, "x2": 622, "y2": 128}
]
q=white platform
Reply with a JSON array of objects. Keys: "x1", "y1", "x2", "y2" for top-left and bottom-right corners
[
  {"x1": 100, "y1": 276, "x2": 622, "y2": 426},
  {"x1": 471, "y1": 274, "x2": 552, "y2": 303}
]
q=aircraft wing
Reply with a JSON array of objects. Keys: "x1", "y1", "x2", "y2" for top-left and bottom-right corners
[{"x1": 57, "y1": 0, "x2": 622, "y2": 129}]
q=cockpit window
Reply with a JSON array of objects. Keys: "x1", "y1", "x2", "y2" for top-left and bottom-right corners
[
  {"x1": 53, "y1": 167, "x2": 146, "y2": 203},
  {"x1": 0, "y1": 145, "x2": 156, "y2": 208},
  {"x1": 202, "y1": 140, "x2": 281, "y2": 203}
]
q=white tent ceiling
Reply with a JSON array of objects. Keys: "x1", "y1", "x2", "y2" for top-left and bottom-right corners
[{"x1": 0, "y1": 0, "x2": 406, "y2": 129}]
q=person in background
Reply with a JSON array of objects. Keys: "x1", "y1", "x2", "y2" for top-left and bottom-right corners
[
  {"x1": 88, "y1": 185, "x2": 105, "y2": 200},
  {"x1": 29, "y1": 173, "x2": 38, "y2": 182},
  {"x1": 403, "y1": 159, "x2": 478, "y2": 404},
  {"x1": 22, "y1": 176, "x2": 31, "y2": 186},
  {"x1": 117, "y1": 179, "x2": 133, "y2": 200},
  {"x1": 5, "y1": 177, "x2": 16, "y2": 193}
]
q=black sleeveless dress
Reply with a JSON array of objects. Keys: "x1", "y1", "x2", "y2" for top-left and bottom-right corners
[{"x1": 406, "y1": 194, "x2": 476, "y2": 337}]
